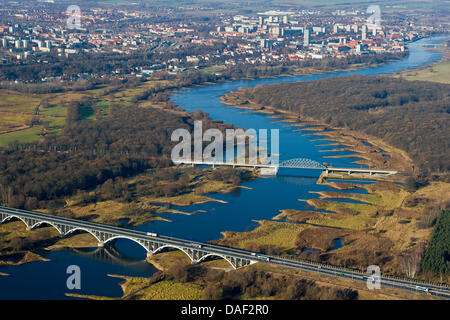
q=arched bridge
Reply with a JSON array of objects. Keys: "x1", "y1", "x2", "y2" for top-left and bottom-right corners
[
  {"x1": 173, "y1": 157, "x2": 397, "y2": 176},
  {"x1": 1, "y1": 205, "x2": 449, "y2": 298},
  {"x1": 173, "y1": 157, "x2": 324, "y2": 169},
  {"x1": 279, "y1": 158, "x2": 325, "y2": 169},
  {"x1": 0, "y1": 206, "x2": 256, "y2": 270}
]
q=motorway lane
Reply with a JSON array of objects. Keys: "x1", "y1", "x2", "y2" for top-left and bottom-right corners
[{"x1": 1, "y1": 206, "x2": 449, "y2": 298}]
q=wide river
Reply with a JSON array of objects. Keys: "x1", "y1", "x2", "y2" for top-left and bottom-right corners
[{"x1": 0, "y1": 36, "x2": 448, "y2": 299}]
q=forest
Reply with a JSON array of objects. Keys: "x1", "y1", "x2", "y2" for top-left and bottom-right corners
[
  {"x1": 133, "y1": 264, "x2": 359, "y2": 300},
  {"x1": 241, "y1": 75, "x2": 450, "y2": 174},
  {"x1": 422, "y1": 210, "x2": 449, "y2": 276},
  {"x1": 0, "y1": 103, "x2": 230, "y2": 210}
]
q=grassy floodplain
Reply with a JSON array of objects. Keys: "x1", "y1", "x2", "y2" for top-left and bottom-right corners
[
  {"x1": 0, "y1": 79, "x2": 172, "y2": 147},
  {"x1": 396, "y1": 53, "x2": 450, "y2": 84}
]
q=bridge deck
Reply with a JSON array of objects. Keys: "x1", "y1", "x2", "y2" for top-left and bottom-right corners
[
  {"x1": 0, "y1": 205, "x2": 448, "y2": 297},
  {"x1": 174, "y1": 160, "x2": 397, "y2": 175}
]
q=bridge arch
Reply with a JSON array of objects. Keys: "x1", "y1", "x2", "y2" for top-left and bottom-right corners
[
  {"x1": 103, "y1": 236, "x2": 149, "y2": 253},
  {"x1": 196, "y1": 253, "x2": 237, "y2": 269},
  {"x1": 1, "y1": 215, "x2": 65, "y2": 235},
  {"x1": 64, "y1": 227, "x2": 102, "y2": 243},
  {"x1": 152, "y1": 244, "x2": 194, "y2": 261},
  {"x1": 1, "y1": 215, "x2": 31, "y2": 229},
  {"x1": 29, "y1": 221, "x2": 64, "y2": 234},
  {"x1": 279, "y1": 158, "x2": 325, "y2": 169}
]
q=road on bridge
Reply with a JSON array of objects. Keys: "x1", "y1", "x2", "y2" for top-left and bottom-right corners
[{"x1": 0, "y1": 206, "x2": 447, "y2": 299}]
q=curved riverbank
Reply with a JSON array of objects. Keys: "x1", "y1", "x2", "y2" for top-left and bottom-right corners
[
  {"x1": 0, "y1": 36, "x2": 448, "y2": 299},
  {"x1": 220, "y1": 90, "x2": 413, "y2": 174}
]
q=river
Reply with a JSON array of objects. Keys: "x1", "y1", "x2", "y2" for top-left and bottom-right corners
[{"x1": 0, "y1": 36, "x2": 447, "y2": 299}]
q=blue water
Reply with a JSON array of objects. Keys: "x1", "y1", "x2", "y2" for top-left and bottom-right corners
[
  {"x1": 0, "y1": 248, "x2": 156, "y2": 299},
  {"x1": 0, "y1": 36, "x2": 447, "y2": 299}
]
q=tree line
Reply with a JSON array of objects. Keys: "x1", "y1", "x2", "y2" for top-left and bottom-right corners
[
  {"x1": 422, "y1": 210, "x2": 449, "y2": 276},
  {"x1": 241, "y1": 75, "x2": 450, "y2": 174},
  {"x1": 0, "y1": 102, "x2": 229, "y2": 210}
]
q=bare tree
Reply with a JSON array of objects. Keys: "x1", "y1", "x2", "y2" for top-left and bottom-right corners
[
  {"x1": 400, "y1": 242, "x2": 426, "y2": 278},
  {"x1": 0, "y1": 184, "x2": 13, "y2": 206}
]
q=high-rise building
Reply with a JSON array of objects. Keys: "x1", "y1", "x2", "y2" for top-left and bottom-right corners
[
  {"x1": 260, "y1": 39, "x2": 274, "y2": 50},
  {"x1": 304, "y1": 28, "x2": 310, "y2": 46},
  {"x1": 270, "y1": 26, "x2": 284, "y2": 37},
  {"x1": 259, "y1": 16, "x2": 264, "y2": 26},
  {"x1": 362, "y1": 25, "x2": 368, "y2": 40}
]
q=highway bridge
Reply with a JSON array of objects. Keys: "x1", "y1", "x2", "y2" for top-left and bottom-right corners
[
  {"x1": 173, "y1": 158, "x2": 398, "y2": 176},
  {"x1": 0, "y1": 205, "x2": 256, "y2": 269},
  {"x1": 0, "y1": 205, "x2": 448, "y2": 298}
]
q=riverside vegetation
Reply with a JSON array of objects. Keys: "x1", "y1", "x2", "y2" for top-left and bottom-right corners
[
  {"x1": 232, "y1": 75, "x2": 449, "y2": 175},
  {"x1": 0, "y1": 76, "x2": 256, "y2": 265},
  {"x1": 218, "y1": 74, "x2": 449, "y2": 283}
]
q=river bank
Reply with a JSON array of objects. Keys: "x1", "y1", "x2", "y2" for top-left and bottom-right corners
[
  {"x1": 220, "y1": 90, "x2": 413, "y2": 175},
  {"x1": 0, "y1": 167, "x2": 257, "y2": 267}
]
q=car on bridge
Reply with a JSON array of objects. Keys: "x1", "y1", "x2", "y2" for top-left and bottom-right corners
[{"x1": 257, "y1": 255, "x2": 270, "y2": 262}]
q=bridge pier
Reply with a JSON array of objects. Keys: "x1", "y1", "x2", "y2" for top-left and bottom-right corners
[{"x1": 98, "y1": 242, "x2": 104, "y2": 248}]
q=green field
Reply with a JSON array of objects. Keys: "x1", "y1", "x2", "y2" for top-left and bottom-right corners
[
  {"x1": 0, "y1": 101, "x2": 69, "y2": 146},
  {"x1": 0, "y1": 127, "x2": 43, "y2": 147},
  {"x1": 398, "y1": 59, "x2": 450, "y2": 84},
  {"x1": 0, "y1": 80, "x2": 149, "y2": 146},
  {"x1": 0, "y1": 90, "x2": 41, "y2": 134}
]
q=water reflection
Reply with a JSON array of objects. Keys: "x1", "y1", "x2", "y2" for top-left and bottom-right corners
[{"x1": 70, "y1": 246, "x2": 146, "y2": 267}]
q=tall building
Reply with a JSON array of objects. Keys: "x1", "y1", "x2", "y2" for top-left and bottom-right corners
[
  {"x1": 362, "y1": 25, "x2": 368, "y2": 40},
  {"x1": 304, "y1": 28, "x2": 310, "y2": 47},
  {"x1": 21, "y1": 39, "x2": 29, "y2": 49},
  {"x1": 260, "y1": 39, "x2": 274, "y2": 50},
  {"x1": 270, "y1": 26, "x2": 284, "y2": 37},
  {"x1": 259, "y1": 16, "x2": 264, "y2": 26}
]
